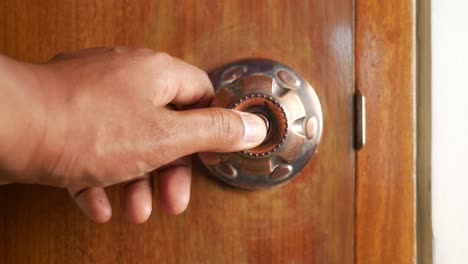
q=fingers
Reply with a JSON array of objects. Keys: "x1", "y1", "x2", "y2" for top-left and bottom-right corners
[
  {"x1": 69, "y1": 174, "x2": 153, "y2": 224},
  {"x1": 67, "y1": 165, "x2": 189, "y2": 222},
  {"x1": 122, "y1": 174, "x2": 153, "y2": 224},
  {"x1": 151, "y1": 53, "x2": 214, "y2": 108},
  {"x1": 158, "y1": 157, "x2": 192, "y2": 215},
  {"x1": 68, "y1": 187, "x2": 112, "y2": 223},
  {"x1": 68, "y1": 176, "x2": 153, "y2": 224},
  {"x1": 161, "y1": 108, "x2": 267, "y2": 160},
  {"x1": 50, "y1": 49, "x2": 215, "y2": 109}
]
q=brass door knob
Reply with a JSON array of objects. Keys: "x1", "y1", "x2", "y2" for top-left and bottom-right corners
[{"x1": 199, "y1": 59, "x2": 323, "y2": 190}]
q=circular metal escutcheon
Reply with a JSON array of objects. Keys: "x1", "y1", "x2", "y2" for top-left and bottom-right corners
[{"x1": 199, "y1": 59, "x2": 323, "y2": 190}]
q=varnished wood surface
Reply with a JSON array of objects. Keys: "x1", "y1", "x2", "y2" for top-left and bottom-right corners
[
  {"x1": 0, "y1": 1, "x2": 355, "y2": 263},
  {"x1": 355, "y1": 0, "x2": 416, "y2": 263}
]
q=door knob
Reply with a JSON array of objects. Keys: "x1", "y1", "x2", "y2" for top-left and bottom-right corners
[{"x1": 199, "y1": 59, "x2": 323, "y2": 190}]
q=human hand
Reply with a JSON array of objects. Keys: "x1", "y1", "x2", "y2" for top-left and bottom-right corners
[{"x1": 0, "y1": 47, "x2": 267, "y2": 223}]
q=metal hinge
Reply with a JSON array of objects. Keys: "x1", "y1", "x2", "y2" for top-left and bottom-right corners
[{"x1": 354, "y1": 91, "x2": 366, "y2": 150}]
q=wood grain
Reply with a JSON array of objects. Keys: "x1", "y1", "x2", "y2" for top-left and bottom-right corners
[
  {"x1": 355, "y1": 0, "x2": 416, "y2": 263},
  {"x1": 0, "y1": 0, "x2": 354, "y2": 263}
]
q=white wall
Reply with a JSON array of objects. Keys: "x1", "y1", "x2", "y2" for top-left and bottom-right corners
[{"x1": 432, "y1": 0, "x2": 468, "y2": 263}]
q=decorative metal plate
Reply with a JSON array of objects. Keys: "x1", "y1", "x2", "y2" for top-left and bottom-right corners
[{"x1": 199, "y1": 59, "x2": 323, "y2": 190}]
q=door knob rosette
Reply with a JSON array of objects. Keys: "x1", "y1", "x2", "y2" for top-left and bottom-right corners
[{"x1": 199, "y1": 59, "x2": 323, "y2": 190}]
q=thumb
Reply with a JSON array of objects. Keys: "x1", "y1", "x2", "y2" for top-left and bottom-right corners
[{"x1": 168, "y1": 108, "x2": 267, "y2": 156}]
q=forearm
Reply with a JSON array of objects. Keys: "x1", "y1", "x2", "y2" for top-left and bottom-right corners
[{"x1": 0, "y1": 55, "x2": 50, "y2": 183}]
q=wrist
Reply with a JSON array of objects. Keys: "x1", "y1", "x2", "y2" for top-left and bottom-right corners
[{"x1": 0, "y1": 56, "x2": 64, "y2": 184}]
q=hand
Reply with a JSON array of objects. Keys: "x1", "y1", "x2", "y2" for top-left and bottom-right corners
[{"x1": 0, "y1": 47, "x2": 267, "y2": 223}]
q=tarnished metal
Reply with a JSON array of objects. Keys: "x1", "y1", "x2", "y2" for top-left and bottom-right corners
[{"x1": 199, "y1": 59, "x2": 323, "y2": 190}]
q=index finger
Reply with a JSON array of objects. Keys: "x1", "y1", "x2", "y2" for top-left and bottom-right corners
[{"x1": 152, "y1": 53, "x2": 214, "y2": 108}]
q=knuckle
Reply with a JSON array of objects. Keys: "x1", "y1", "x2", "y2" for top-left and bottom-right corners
[
  {"x1": 143, "y1": 52, "x2": 176, "y2": 78},
  {"x1": 200, "y1": 71, "x2": 211, "y2": 85},
  {"x1": 130, "y1": 48, "x2": 155, "y2": 59},
  {"x1": 152, "y1": 53, "x2": 176, "y2": 78},
  {"x1": 111, "y1": 47, "x2": 155, "y2": 62},
  {"x1": 111, "y1": 46, "x2": 128, "y2": 54},
  {"x1": 209, "y1": 109, "x2": 243, "y2": 143},
  {"x1": 146, "y1": 52, "x2": 177, "y2": 100},
  {"x1": 150, "y1": 52, "x2": 174, "y2": 67},
  {"x1": 135, "y1": 47, "x2": 154, "y2": 55}
]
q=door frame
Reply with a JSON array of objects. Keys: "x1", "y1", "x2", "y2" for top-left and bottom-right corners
[{"x1": 355, "y1": 0, "x2": 417, "y2": 263}]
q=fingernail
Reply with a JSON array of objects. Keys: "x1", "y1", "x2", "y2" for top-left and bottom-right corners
[{"x1": 240, "y1": 112, "x2": 267, "y2": 146}]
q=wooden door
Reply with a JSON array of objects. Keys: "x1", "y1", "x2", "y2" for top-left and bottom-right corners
[{"x1": 0, "y1": 0, "x2": 416, "y2": 263}]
